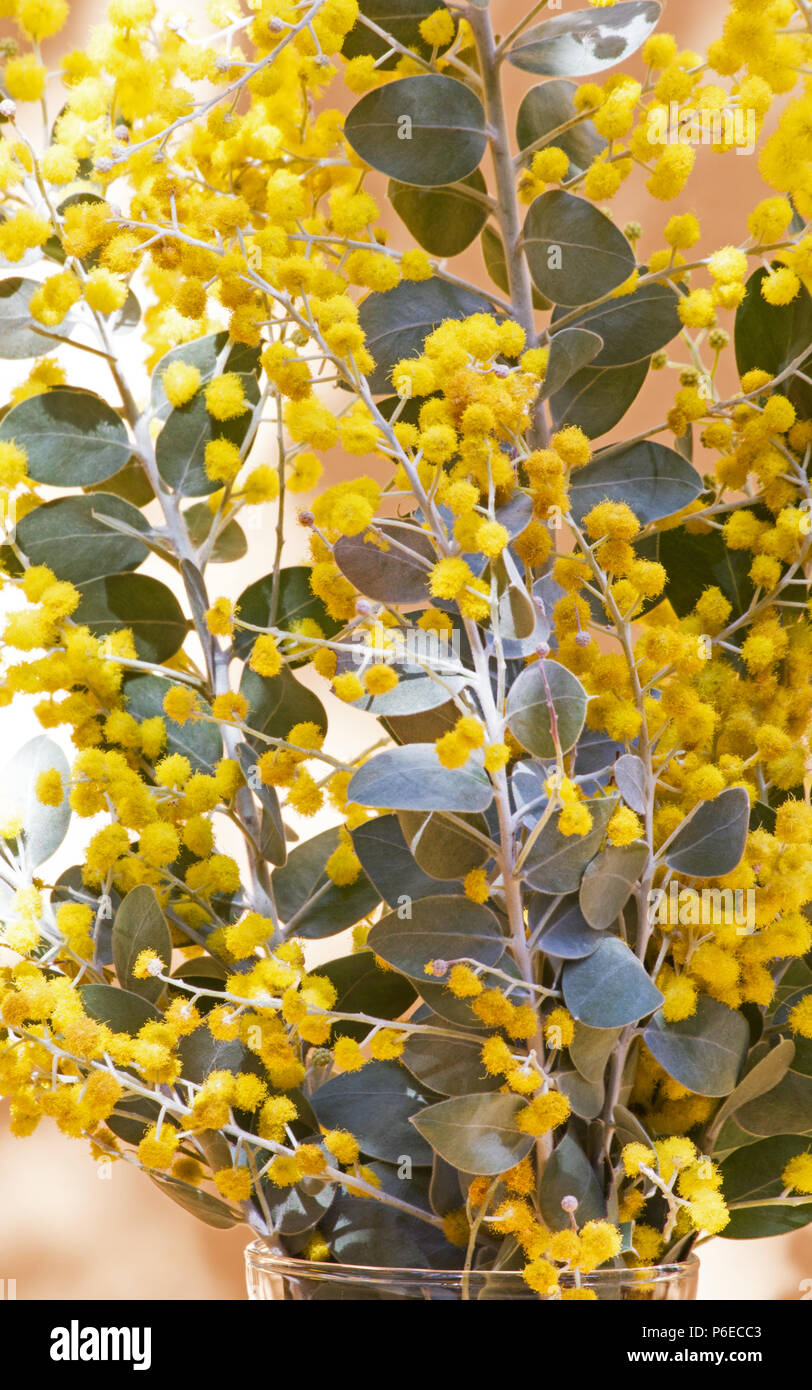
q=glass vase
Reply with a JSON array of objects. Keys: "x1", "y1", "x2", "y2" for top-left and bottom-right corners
[{"x1": 244, "y1": 1242, "x2": 700, "y2": 1301}]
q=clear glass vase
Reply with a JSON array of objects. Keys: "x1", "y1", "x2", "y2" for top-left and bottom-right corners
[{"x1": 244, "y1": 1242, "x2": 700, "y2": 1301}]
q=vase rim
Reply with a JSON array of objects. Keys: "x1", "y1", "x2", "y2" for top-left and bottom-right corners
[{"x1": 244, "y1": 1240, "x2": 700, "y2": 1283}]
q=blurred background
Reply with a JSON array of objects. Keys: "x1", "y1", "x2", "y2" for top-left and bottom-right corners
[{"x1": 0, "y1": 0, "x2": 809, "y2": 1298}]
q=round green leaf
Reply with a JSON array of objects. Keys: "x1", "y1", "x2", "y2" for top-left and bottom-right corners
[
  {"x1": 74, "y1": 573, "x2": 188, "y2": 663},
  {"x1": 184, "y1": 502, "x2": 247, "y2": 563},
  {"x1": 563, "y1": 937, "x2": 664, "y2": 1027},
  {"x1": 389, "y1": 172, "x2": 488, "y2": 257},
  {"x1": 368, "y1": 893, "x2": 505, "y2": 978},
  {"x1": 516, "y1": 79, "x2": 607, "y2": 172},
  {"x1": 540, "y1": 327, "x2": 603, "y2": 399},
  {"x1": 271, "y1": 826, "x2": 380, "y2": 939},
  {"x1": 531, "y1": 894, "x2": 601, "y2": 959},
  {"x1": 410, "y1": 1093, "x2": 533, "y2": 1175},
  {"x1": 319, "y1": 950, "x2": 417, "y2": 1041},
  {"x1": 506, "y1": 658, "x2": 588, "y2": 758},
  {"x1": 664, "y1": 787, "x2": 750, "y2": 878},
  {"x1": 344, "y1": 75, "x2": 487, "y2": 187},
  {"x1": 538, "y1": 1133, "x2": 606, "y2": 1230},
  {"x1": 341, "y1": 0, "x2": 452, "y2": 65},
  {"x1": 552, "y1": 280, "x2": 681, "y2": 366},
  {"x1": 507, "y1": 2, "x2": 662, "y2": 77},
  {"x1": 398, "y1": 809, "x2": 489, "y2": 880},
  {"x1": 401, "y1": 1028, "x2": 501, "y2": 1096},
  {"x1": 735, "y1": 266, "x2": 812, "y2": 419},
  {"x1": 14, "y1": 493, "x2": 149, "y2": 585},
  {"x1": 112, "y1": 884, "x2": 172, "y2": 1003},
  {"x1": 2, "y1": 735, "x2": 70, "y2": 869},
  {"x1": 523, "y1": 795, "x2": 618, "y2": 894},
  {"x1": 643, "y1": 996, "x2": 749, "y2": 1097},
  {"x1": 579, "y1": 841, "x2": 649, "y2": 931},
  {"x1": 334, "y1": 523, "x2": 434, "y2": 603},
  {"x1": 635, "y1": 526, "x2": 755, "y2": 620},
  {"x1": 358, "y1": 277, "x2": 493, "y2": 394},
  {"x1": 312, "y1": 1061, "x2": 433, "y2": 1165},
  {"x1": 568, "y1": 440, "x2": 703, "y2": 528},
  {"x1": 550, "y1": 356, "x2": 648, "y2": 436},
  {"x1": 79, "y1": 982, "x2": 161, "y2": 1033},
  {"x1": 232, "y1": 565, "x2": 341, "y2": 663},
  {"x1": 480, "y1": 224, "x2": 550, "y2": 310},
  {"x1": 0, "y1": 277, "x2": 60, "y2": 358},
  {"x1": 347, "y1": 744, "x2": 494, "y2": 813},
  {"x1": 351, "y1": 814, "x2": 463, "y2": 907},
  {"x1": 124, "y1": 674, "x2": 222, "y2": 773},
  {"x1": 155, "y1": 371, "x2": 259, "y2": 497},
  {"x1": 523, "y1": 190, "x2": 636, "y2": 306},
  {"x1": 0, "y1": 387, "x2": 132, "y2": 485},
  {"x1": 151, "y1": 332, "x2": 260, "y2": 416},
  {"x1": 240, "y1": 665, "x2": 327, "y2": 748}
]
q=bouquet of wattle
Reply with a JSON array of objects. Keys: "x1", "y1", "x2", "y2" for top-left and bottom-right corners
[{"x1": 0, "y1": 0, "x2": 810, "y2": 1299}]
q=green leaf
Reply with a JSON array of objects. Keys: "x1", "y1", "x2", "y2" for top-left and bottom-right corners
[
  {"x1": 568, "y1": 441, "x2": 703, "y2": 527},
  {"x1": 2, "y1": 735, "x2": 70, "y2": 869},
  {"x1": 112, "y1": 884, "x2": 172, "y2": 1003},
  {"x1": 319, "y1": 950, "x2": 417, "y2": 1041},
  {"x1": 354, "y1": 670, "x2": 467, "y2": 719},
  {"x1": 538, "y1": 1133, "x2": 605, "y2": 1230},
  {"x1": 183, "y1": 503, "x2": 247, "y2": 563},
  {"x1": 532, "y1": 893, "x2": 602, "y2": 959},
  {"x1": 358, "y1": 277, "x2": 493, "y2": 395},
  {"x1": 86, "y1": 457, "x2": 154, "y2": 508},
  {"x1": 150, "y1": 1174, "x2": 241, "y2": 1229},
  {"x1": 341, "y1": 0, "x2": 452, "y2": 65},
  {"x1": 73, "y1": 573, "x2": 188, "y2": 663},
  {"x1": 540, "y1": 327, "x2": 603, "y2": 399},
  {"x1": 272, "y1": 826, "x2": 380, "y2": 938},
  {"x1": 579, "y1": 842, "x2": 648, "y2": 931},
  {"x1": 570, "y1": 1022, "x2": 622, "y2": 1082},
  {"x1": 178, "y1": 1030, "x2": 251, "y2": 1086},
  {"x1": 389, "y1": 172, "x2": 488, "y2": 257},
  {"x1": 551, "y1": 280, "x2": 681, "y2": 366},
  {"x1": 507, "y1": 2, "x2": 662, "y2": 77},
  {"x1": 735, "y1": 266, "x2": 812, "y2": 419},
  {"x1": 550, "y1": 356, "x2": 648, "y2": 437},
  {"x1": 232, "y1": 565, "x2": 341, "y2": 664},
  {"x1": 711, "y1": 1039, "x2": 796, "y2": 1138},
  {"x1": 320, "y1": 1163, "x2": 456, "y2": 1271},
  {"x1": 79, "y1": 982, "x2": 161, "y2": 1033},
  {"x1": 398, "y1": 809, "x2": 489, "y2": 880},
  {"x1": 312, "y1": 1061, "x2": 433, "y2": 1165},
  {"x1": 410, "y1": 1093, "x2": 533, "y2": 1174},
  {"x1": 334, "y1": 522, "x2": 435, "y2": 604},
  {"x1": 523, "y1": 191, "x2": 636, "y2": 306},
  {"x1": 556, "y1": 1068, "x2": 605, "y2": 1119},
  {"x1": 734, "y1": 1062, "x2": 812, "y2": 1137},
  {"x1": 240, "y1": 666, "x2": 327, "y2": 749},
  {"x1": 664, "y1": 787, "x2": 750, "y2": 878},
  {"x1": 516, "y1": 79, "x2": 607, "y2": 172},
  {"x1": 720, "y1": 1135, "x2": 812, "y2": 1239},
  {"x1": 0, "y1": 387, "x2": 131, "y2": 485},
  {"x1": 480, "y1": 225, "x2": 550, "y2": 310},
  {"x1": 235, "y1": 742, "x2": 286, "y2": 868},
  {"x1": 643, "y1": 996, "x2": 749, "y2": 1096},
  {"x1": 613, "y1": 753, "x2": 647, "y2": 814},
  {"x1": 401, "y1": 1027, "x2": 501, "y2": 1096},
  {"x1": 523, "y1": 795, "x2": 617, "y2": 894},
  {"x1": 344, "y1": 75, "x2": 487, "y2": 187},
  {"x1": 347, "y1": 744, "x2": 494, "y2": 813},
  {"x1": 563, "y1": 938, "x2": 664, "y2": 1027},
  {"x1": 636, "y1": 525, "x2": 755, "y2": 620},
  {"x1": 155, "y1": 372, "x2": 259, "y2": 497},
  {"x1": 505, "y1": 658, "x2": 588, "y2": 758},
  {"x1": 14, "y1": 493, "x2": 150, "y2": 585},
  {"x1": 124, "y1": 674, "x2": 222, "y2": 773},
  {"x1": 351, "y1": 813, "x2": 464, "y2": 906},
  {"x1": 0, "y1": 277, "x2": 61, "y2": 358},
  {"x1": 368, "y1": 894, "x2": 505, "y2": 978}
]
